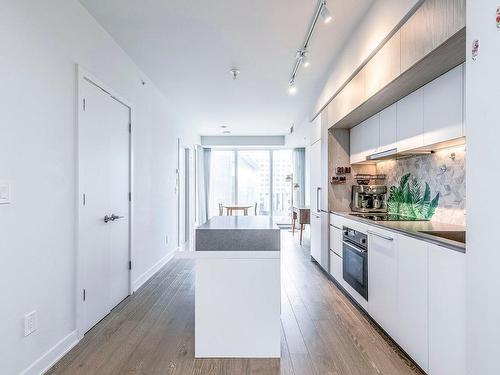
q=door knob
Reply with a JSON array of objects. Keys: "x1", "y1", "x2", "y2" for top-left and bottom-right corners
[
  {"x1": 110, "y1": 214, "x2": 124, "y2": 221},
  {"x1": 104, "y1": 215, "x2": 112, "y2": 223}
]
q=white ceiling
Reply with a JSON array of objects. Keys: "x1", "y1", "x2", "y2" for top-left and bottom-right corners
[{"x1": 79, "y1": 0, "x2": 374, "y2": 136}]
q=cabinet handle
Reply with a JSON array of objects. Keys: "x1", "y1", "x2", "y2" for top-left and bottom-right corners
[
  {"x1": 367, "y1": 230, "x2": 394, "y2": 241},
  {"x1": 316, "y1": 187, "x2": 321, "y2": 212}
]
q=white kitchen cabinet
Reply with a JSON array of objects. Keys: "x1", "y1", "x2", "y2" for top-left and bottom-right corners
[
  {"x1": 310, "y1": 140, "x2": 321, "y2": 263},
  {"x1": 378, "y1": 103, "x2": 397, "y2": 153},
  {"x1": 310, "y1": 116, "x2": 321, "y2": 145},
  {"x1": 329, "y1": 250, "x2": 342, "y2": 282},
  {"x1": 350, "y1": 123, "x2": 364, "y2": 164},
  {"x1": 397, "y1": 88, "x2": 424, "y2": 152},
  {"x1": 423, "y1": 64, "x2": 464, "y2": 146},
  {"x1": 367, "y1": 227, "x2": 398, "y2": 339},
  {"x1": 397, "y1": 234, "x2": 429, "y2": 372},
  {"x1": 429, "y1": 244, "x2": 466, "y2": 375},
  {"x1": 329, "y1": 225, "x2": 343, "y2": 256},
  {"x1": 363, "y1": 114, "x2": 380, "y2": 156}
]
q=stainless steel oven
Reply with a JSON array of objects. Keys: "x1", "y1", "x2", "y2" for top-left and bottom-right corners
[{"x1": 342, "y1": 226, "x2": 368, "y2": 300}]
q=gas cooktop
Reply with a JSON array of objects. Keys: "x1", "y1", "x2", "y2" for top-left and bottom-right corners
[{"x1": 349, "y1": 213, "x2": 429, "y2": 222}]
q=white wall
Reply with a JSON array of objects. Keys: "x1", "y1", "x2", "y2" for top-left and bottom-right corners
[
  {"x1": 466, "y1": 1, "x2": 500, "y2": 374},
  {"x1": 0, "y1": 1, "x2": 198, "y2": 374},
  {"x1": 314, "y1": 0, "x2": 420, "y2": 115}
]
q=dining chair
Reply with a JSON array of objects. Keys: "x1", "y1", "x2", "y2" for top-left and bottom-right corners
[
  {"x1": 218, "y1": 203, "x2": 223, "y2": 216},
  {"x1": 254, "y1": 202, "x2": 258, "y2": 215}
]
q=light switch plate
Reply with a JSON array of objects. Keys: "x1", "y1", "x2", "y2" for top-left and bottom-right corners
[
  {"x1": 24, "y1": 311, "x2": 37, "y2": 336},
  {"x1": 0, "y1": 181, "x2": 11, "y2": 204}
]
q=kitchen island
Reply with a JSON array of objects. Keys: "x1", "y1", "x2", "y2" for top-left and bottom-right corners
[{"x1": 195, "y1": 216, "x2": 281, "y2": 358}]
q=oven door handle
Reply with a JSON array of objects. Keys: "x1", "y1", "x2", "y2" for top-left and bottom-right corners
[
  {"x1": 367, "y1": 230, "x2": 394, "y2": 241},
  {"x1": 343, "y1": 240, "x2": 367, "y2": 254}
]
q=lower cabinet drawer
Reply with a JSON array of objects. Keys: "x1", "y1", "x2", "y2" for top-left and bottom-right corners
[
  {"x1": 329, "y1": 250, "x2": 342, "y2": 281},
  {"x1": 329, "y1": 225, "x2": 343, "y2": 255}
]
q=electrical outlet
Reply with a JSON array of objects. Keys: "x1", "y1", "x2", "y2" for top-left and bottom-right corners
[
  {"x1": 0, "y1": 181, "x2": 11, "y2": 204},
  {"x1": 24, "y1": 311, "x2": 37, "y2": 337}
]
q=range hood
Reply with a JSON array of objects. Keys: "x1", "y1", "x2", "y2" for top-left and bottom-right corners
[{"x1": 366, "y1": 148, "x2": 432, "y2": 162}]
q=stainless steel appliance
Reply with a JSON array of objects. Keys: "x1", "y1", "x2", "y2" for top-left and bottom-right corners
[
  {"x1": 342, "y1": 226, "x2": 368, "y2": 300},
  {"x1": 351, "y1": 185, "x2": 387, "y2": 213}
]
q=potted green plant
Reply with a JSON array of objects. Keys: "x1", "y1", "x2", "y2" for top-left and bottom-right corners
[{"x1": 387, "y1": 173, "x2": 440, "y2": 220}]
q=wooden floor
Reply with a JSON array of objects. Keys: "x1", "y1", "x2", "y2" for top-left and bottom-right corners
[{"x1": 48, "y1": 232, "x2": 422, "y2": 375}]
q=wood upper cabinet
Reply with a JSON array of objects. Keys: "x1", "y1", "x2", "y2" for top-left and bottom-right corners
[
  {"x1": 396, "y1": 235, "x2": 429, "y2": 373},
  {"x1": 364, "y1": 31, "x2": 401, "y2": 98},
  {"x1": 423, "y1": 64, "x2": 464, "y2": 145},
  {"x1": 429, "y1": 244, "x2": 466, "y2": 375},
  {"x1": 378, "y1": 103, "x2": 397, "y2": 153},
  {"x1": 401, "y1": 0, "x2": 466, "y2": 72},
  {"x1": 396, "y1": 88, "x2": 424, "y2": 152},
  {"x1": 336, "y1": 69, "x2": 365, "y2": 121},
  {"x1": 327, "y1": 97, "x2": 341, "y2": 128},
  {"x1": 310, "y1": 116, "x2": 321, "y2": 145}
]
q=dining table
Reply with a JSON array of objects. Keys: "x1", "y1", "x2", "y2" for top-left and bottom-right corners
[{"x1": 223, "y1": 204, "x2": 254, "y2": 216}]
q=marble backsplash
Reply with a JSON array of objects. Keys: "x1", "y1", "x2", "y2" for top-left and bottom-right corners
[{"x1": 376, "y1": 146, "x2": 466, "y2": 226}]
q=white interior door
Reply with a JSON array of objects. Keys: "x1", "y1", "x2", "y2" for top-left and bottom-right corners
[{"x1": 80, "y1": 78, "x2": 130, "y2": 334}]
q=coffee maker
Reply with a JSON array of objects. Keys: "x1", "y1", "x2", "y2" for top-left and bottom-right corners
[{"x1": 351, "y1": 185, "x2": 388, "y2": 213}]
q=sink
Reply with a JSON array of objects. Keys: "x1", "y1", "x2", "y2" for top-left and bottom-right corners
[{"x1": 418, "y1": 230, "x2": 466, "y2": 244}]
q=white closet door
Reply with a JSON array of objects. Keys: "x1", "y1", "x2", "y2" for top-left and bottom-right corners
[{"x1": 80, "y1": 78, "x2": 130, "y2": 334}]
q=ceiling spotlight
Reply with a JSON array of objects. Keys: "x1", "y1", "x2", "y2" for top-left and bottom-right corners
[
  {"x1": 222, "y1": 130, "x2": 231, "y2": 134},
  {"x1": 288, "y1": 82, "x2": 297, "y2": 95},
  {"x1": 229, "y1": 69, "x2": 240, "y2": 80},
  {"x1": 320, "y1": 5, "x2": 332, "y2": 24},
  {"x1": 221, "y1": 125, "x2": 228, "y2": 129},
  {"x1": 302, "y1": 53, "x2": 310, "y2": 68}
]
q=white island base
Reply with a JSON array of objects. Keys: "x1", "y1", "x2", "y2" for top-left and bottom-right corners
[{"x1": 195, "y1": 250, "x2": 281, "y2": 358}]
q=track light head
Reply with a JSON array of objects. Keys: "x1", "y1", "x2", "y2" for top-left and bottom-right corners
[
  {"x1": 288, "y1": 82, "x2": 297, "y2": 95},
  {"x1": 321, "y1": 5, "x2": 332, "y2": 24},
  {"x1": 301, "y1": 51, "x2": 310, "y2": 68}
]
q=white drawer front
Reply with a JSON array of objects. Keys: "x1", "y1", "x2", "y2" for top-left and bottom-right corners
[
  {"x1": 329, "y1": 250, "x2": 343, "y2": 282},
  {"x1": 329, "y1": 225, "x2": 343, "y2": 256}
]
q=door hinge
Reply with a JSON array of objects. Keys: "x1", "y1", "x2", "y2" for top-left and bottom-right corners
[
  {"x1": 83, "y1": 98, "x2": 86, "y2": 111},
  {"x1": 83, "y1": 289, "x2": 86, "y2": 301},
  {"x1": 129, "y1": 122, "x2": 131, "y2": 133},
  {"x1": 83, "y1": 193, "x2": 86, "y2": 206},
  {"x1": 128, "y1": 192, "x2": 132, "y2": 202},
  {"x1": 129, "y1": 261, "x2": 132, "y2": 270}
]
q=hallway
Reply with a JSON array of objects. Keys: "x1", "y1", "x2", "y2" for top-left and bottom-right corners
[{"x1": 47, "y1": 232, "x2": 421, "y2": 375}]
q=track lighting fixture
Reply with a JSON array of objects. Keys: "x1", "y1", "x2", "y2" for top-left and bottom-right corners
[
  {"x1": 301, "y1": 51, "x2": 310, "y2": 68},
  {"x1": 320, "y1": 5, "x2": 332, "y2": 24},
  {"x1": 287, "y1": 1, "x2": 332, "y2": 93}
]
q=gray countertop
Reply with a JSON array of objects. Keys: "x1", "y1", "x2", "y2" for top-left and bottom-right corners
[
  {"x1": 332, "y1": 212, "x2": 466, "y2": 253},
  {"x1": 197, "y1": 216, "x2": 278, "y2": 230},
  {"x1": 196, "y1": 216, "x2": 280, "y2": 252}
]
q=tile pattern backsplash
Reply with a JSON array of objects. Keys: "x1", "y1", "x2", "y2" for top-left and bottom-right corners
[{"x1": 376, "y1": 146, "x2": 466, "y2": 226}]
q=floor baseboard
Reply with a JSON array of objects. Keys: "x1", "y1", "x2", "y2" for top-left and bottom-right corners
[
  {"x1": 21, "y1": 330, "x2": 79, "y2": 375},
  {"x1": 133, "y1": 250, "x2": 175, "y2": 292}
]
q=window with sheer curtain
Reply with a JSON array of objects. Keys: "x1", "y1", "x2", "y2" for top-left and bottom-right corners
[{"x1": 208, "y1": 149, "x2": 293, "y2": 221}]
